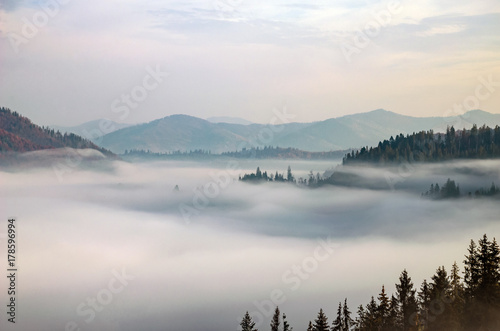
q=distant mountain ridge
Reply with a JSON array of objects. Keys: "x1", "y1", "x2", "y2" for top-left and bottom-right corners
[
  {"x1": 97, "y1": 109, "x2": 500, "y2": 154},
  {"x1": 206, "y1": 116, "x2": 253, "y2": 125},
  {"x1": 50, "y1": 119, "x2": 132, "y2": 140}
]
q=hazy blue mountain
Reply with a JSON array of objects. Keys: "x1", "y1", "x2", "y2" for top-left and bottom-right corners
[
  {"x1": 50, "y1": 119, "x2": 132, "y2": 142},
  {"x1": 98, "y1": 109, "x2": 500, "y2": 154},
  {"x1": 206, "y1": 116, "x2": 253, "y2": 125}
]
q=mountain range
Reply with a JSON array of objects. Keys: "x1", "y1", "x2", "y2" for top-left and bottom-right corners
[
  {"x1": 51, "y1": 119, "x2": 132, "y2": 139},
  {"x1": 93, "y1": 109, "x2": 500, "y2": 154}
]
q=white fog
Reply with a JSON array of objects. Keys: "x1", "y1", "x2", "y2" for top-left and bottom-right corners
[{"x1": 1, "y1": 154, "x2": 499, "y2": 331}]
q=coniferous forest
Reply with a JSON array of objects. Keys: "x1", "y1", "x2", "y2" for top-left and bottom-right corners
[
  {"x1": 239, "y1": 235, "x2": 500, "y2": 331},
  {"x1": 343, "y1": 125, "x2": 500, "y2": 165}
]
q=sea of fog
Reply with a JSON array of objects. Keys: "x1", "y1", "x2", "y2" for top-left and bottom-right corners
[{"x1": 1, "y1": 154, "x2": 500, "y2": 331}]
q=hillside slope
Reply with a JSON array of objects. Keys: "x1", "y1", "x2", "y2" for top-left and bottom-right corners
[{"x1": 0, "y1": 107, "x2": 114, "y2": 155}]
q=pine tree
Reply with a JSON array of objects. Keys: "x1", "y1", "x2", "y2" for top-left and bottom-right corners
[
  {"x1": 332, "y1": 302, "x2": 342, "y2": 331},
  {"x1": 396, "y1": 269, "x2": 418, "y2": 331},
  {"x1": 342, "y1": 298, "x2": 354, "y2": 331},
  {"x1": 387, "y1": 295, "x2": 400, "y2": 331},
  {"x1": 449, "y1": 261, "x2": 464, "y2": 330},
  {"x1": 283, "y1": 313, "x2": 292, "y2": 331},
  {"x1": 354, "y1": 305, "x2": 366, "y2": 331},
  {"x1": 287, "y1": 165, "x2": 294, "y2": 182},
  {"x1": 417, "y1": 279, "x2": 431, "y2": 330},
  {"x1": 313, "y1": 308, "x2": 329, "y2": 331},
  {"x1": 270, "y1": 306, "x2": 280, "y2": 331},
  {"x1": 364, "y1": 296, "x2": 378, "y2": 331},
  {"x1": 307, "y1": 321, "x2": 313, "y2": 331},
  {"x1": 240, "y1": 311, "x2": 258, "y2": 331},
  {"x1": 463, "y1": 239, "x2": 481, "y2": 330},
  {"x1": 427, "y1": 266, "x2": 452, "y2": 331},
  {"x1": 477, "y1": 235, "x2": 500, "y2": 329},
  {"x1": 376, "y1": 286, "x2": 390, "y2": 330}
]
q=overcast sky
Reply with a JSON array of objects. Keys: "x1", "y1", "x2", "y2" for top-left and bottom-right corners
[{"x1": 1, "y1": 0, "x2": 499, "y2": 126}]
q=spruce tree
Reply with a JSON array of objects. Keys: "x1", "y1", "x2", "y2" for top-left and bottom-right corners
[
  {"x1": 354, "y1": 305, "x2": 366, "y2": 331},
  {"x1": 387, "y1": 294, "x2": 400, "y2": 331},
  {"x1": 428, "y1": 266, "x2": 452, "y2": 331},
  {"x1": 449, "y1": 261, "x2": 464, "y2": 330},
  {"x1": 332, "y1": 302, "x2": 342, "y2": 331},
  {"x1": 283, "y1": 313, "x2": 292, "y2": 331},
  {"x1": 240, "y1": 311, "x2": 257, "y2": 331},
  {"x1": 377, "y1": 285, "x2": 390, "y2": 329},
  {"x1": 365, "y1": 296, "x2": 379, "y2": 331},
  {"x1": 287, "y1": 165, "x2": 294, "y2": 182},
  {"x1": 477, "y1": 235, "x2": 500, "y2": 329},
  {"x1": 463, "y1": 239, "x2": 481, "y2": 330},
  {"x1": 342, "y1": 298, "x2": 354, "y2": 331},
  {"x1": 270, "y1": 306, "x2": 280, "y2": 331},
  {"x1": 313, "y1": 308, "x2": 329, "y2": 331},
  {"x1": 417, "y1": 279, "x2": 431, "y2": 330},
  {"x1": 396, "y1": 269, "x2": 418, "y2": 331}
]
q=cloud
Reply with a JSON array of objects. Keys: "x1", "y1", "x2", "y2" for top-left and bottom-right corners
[
  {"x1": 1, "y1": 155, "x2": 500, "y2": 330},
  {"x1": 0, "y1": 0, "x2": 499, "y2": 126},
  {"x1": 415, "y1": 24, "x2": 466, "y2": 37}
]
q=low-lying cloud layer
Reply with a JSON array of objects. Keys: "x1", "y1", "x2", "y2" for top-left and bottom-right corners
[{"x1": 1, "y1": 156, "x2": 499, "y2": 331}]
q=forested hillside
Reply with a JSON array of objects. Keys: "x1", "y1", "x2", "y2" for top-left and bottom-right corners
[
  {"x1": 343, "y1": 125, "x2": 500, "y2": 165},
  {"x1": 0, "y1": 107, "x2": 113, "y2": 155}
]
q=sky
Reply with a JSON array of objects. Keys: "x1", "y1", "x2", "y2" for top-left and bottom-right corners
[{"x1": 0, "y1": 0, "x2": 500, "y2": 126}]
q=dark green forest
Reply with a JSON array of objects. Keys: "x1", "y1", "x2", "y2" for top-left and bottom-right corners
[
  {"x1": 240, "y1": 235, "x2": 500, "y2": 331},
  {"x1": 343, "y1": 125, "x2": 500, "y2": 165}
]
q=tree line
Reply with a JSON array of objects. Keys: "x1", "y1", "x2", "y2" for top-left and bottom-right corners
[
  {"x1": 123, "y1": 146, "x2": 350, "y2": 160},
  {"x1": 240, "y1": 235, "x2": 500, "y2": 331},
  {"x1": 239, "y1": 166, "x2": 327, "y2": 187},
  {"x1": 422, "y1": 179, "x2": 500, "y2": 199},
  {"x1": 343, "y1": 125, "x2": 500, "y2": 165}
]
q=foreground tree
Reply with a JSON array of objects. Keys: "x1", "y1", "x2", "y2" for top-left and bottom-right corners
[
  {"x1": 343, "y1": 299, "x2": 354, "y2": 331},
  {"x1": 332, "y1": 302, "x2": 342, "y2": 331},
  {"x1": 271, "y1": 307, "x2": 280, "y2": 331},
  {"x1": 240, "y1": 311, "x2": 258, "y2": 331},
  {"x1": 283, "y1": 313, "x2": 292, "y2": 331},
  {"x1": 396, "y1": 270, "x2": 418, "y2": 331},
  {"x1": 427, "y1": 266, "x2": 452, "y2": 331},
  {"x1": 313, "y1": 308, "x2": 329, "y2": 331}
]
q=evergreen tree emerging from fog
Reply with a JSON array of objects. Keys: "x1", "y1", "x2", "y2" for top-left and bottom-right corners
[
  {"x1": 239, "y1": 234, "x2": 500, "y2": 331},
  {"x1": 343, "y1": 125, "x2": 500, "y2": 165}
]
